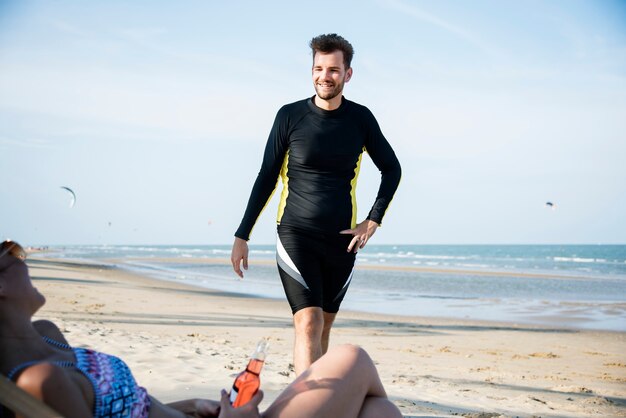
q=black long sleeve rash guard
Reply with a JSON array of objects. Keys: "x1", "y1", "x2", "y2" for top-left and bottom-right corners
[{"x1": 235, "y1": 96, "x2": 401, "y2": 241}]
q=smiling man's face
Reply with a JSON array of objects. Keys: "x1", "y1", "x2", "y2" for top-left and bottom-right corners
[{"x1": 312, "y1": 50, "x2": 352, "y2": 101}]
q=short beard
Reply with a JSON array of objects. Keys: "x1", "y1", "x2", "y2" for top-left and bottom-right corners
[{"x1": 315, "y1": 82, "x2": 344, "y2": 101}]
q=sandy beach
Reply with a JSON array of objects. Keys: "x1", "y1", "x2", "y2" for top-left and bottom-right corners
[{"x1": 26, "y1": 257, "x2": 626, "y2": 418}]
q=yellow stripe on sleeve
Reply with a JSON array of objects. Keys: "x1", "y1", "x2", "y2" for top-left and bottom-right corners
[
  {"x1": 276, "y1": 150, "x2": 290, "y2": 223},
  {"x1": 349, "y1": 151, "x2": 364, "y2": 228}
]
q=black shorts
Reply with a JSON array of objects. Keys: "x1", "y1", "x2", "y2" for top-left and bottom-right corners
[{"x1": 276, "y1": 224, "x2": 357, "y2": 314}]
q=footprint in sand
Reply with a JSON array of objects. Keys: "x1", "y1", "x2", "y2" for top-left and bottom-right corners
[
  {"x1": 391, "y1": 374, "x2": 417, "y2": 384},
  {"x1": 511, "y1": 354, "x2": 528, "y2": 360},
  {"x1": 529, "y1": 352, "x2": 559, "y2": 358},
  {"x1": 580, "y1": 396, "x2": 614, "y2": 406},
  {"x1": 600, "y1": 373, "x2": 626, "y2": 383},
  {"x1": 551, "y1": 385, "x2": 593, "y2": 393},
  {"x1": 604, "y1": 362, "x2": 626, "y2": 368},
  {"x1": 584, "y1": 351, "x2": 608, "y2": 356},
  {"x1": 392, "y1": 399, "x2": 419, "y2": 410},
  {"x1": 469, "y1": 367, "x2": 491, "y2": 372}
]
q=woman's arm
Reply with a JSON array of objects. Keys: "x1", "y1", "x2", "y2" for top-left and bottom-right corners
[
  {"x1": 149, "y1": 392, "x2": 263, "y2": 418},
  {"x1": 149, "y1": 396, "x2": 221, "y2": 418},
  {"x1": 15, "y1": 363, "x2": 92, "y2": 418}
]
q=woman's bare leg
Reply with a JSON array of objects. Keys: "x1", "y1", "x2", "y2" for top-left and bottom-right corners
[
  {"x1": 357, "y1": 396, "x2": 403, "y2": 418},
  {"x1": 262, "y1": 344, "x2": 402, "y2": 418}
]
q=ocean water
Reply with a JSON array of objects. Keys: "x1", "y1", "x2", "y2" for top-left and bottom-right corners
[{"x1": 37, "y1": 244, "x2": 626, "y2": 331}]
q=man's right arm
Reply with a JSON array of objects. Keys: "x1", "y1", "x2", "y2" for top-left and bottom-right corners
[
  {"x1": 234, "y1": 107, "x2": 289, "y2": 241},
  {"x1": 231, "y1": 237, "x2": 249, "y2": 278},
  {"x1": 231, "y1": 107, "x2": 289, "y2": 277}
]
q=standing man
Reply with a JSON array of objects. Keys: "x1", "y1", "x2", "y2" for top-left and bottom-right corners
[{"x1": 231, "y1": 33, "x2": 401, "y2": 375}]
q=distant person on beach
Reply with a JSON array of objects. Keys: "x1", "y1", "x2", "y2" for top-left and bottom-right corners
[
  {"x1": 0, "y1": 240, "x2": 402, "y2": 418},
  {"x1": 231, "y1": 33, "x2": 401, "y2": 375}
]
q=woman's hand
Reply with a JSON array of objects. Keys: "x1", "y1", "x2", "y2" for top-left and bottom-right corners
[
  {"x1": 162, "y1": 397, "x2": 220, "y2": 417},
  {"x1": 193, "y1": 399, "x2": 221, "y2": 417},
  {"x1": 218, "y1": 389, "x2": 263, "y2": 418}
]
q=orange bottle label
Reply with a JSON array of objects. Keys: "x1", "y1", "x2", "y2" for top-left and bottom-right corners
[{"x1": 230, "y1": 359, "x2": 264, "y2": 407}]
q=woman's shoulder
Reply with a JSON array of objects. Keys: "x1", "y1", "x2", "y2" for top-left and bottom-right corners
[{"x1": 32, "y1": 319, "x2": 70, "y2": 346}]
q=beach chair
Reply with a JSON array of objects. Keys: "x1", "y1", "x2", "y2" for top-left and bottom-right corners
[{"x1": 0, "y1": 373, "x2": 64, "y2": 418}]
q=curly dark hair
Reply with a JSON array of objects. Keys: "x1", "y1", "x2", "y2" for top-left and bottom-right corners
[{"x1": 309, "y1": 33, "x2": 354, "y2": 69}]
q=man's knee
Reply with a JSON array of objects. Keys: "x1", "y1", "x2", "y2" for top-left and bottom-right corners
[{"x1": 293, "y1": 307, "x2": 324, "y2": 336}]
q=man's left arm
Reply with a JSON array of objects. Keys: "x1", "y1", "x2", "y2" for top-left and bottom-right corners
[{"x1": 341, "y1": 110, "x2": 401, "y2": 252}]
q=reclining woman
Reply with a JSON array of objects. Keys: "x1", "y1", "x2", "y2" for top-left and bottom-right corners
[{"x1": 0, "y1": 240, "x2": 402, "y2": 418}]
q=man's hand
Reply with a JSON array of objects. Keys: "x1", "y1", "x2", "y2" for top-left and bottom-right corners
[
  {"x1": 218, "y1": 389, "x2": 263, "y2": 418},
  {"x1": 340, "y1": 219, "x2": 379, "y2": 253},
  {"x1": 231, "y1": 238, "x2": 249, "y2": 278}
]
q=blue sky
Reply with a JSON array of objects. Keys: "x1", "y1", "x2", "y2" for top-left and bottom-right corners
[{"x1": 1, "y1": 0, "x2": 625, "y2": 245}]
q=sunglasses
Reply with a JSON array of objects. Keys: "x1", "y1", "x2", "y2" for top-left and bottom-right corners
[{"x1": 0, "y1": 240, "x2": 27, "y2": 260}]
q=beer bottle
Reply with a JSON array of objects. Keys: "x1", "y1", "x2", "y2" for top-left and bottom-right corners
[{"x1": 229, "y1": 339, "x2": 269, "y2": 407}]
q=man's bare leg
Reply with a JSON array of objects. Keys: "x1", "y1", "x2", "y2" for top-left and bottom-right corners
[
  {"x1": 321, "y1": 311, "x2": 336, "y2": 354},
  {"x1": 293, "y1": 307, "x2": 324, "y2": 375}
]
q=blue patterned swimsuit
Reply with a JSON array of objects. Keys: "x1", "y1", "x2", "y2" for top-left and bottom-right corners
[{"x1": 4, "y1": 337, "x2": 151, "y2": 418}]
